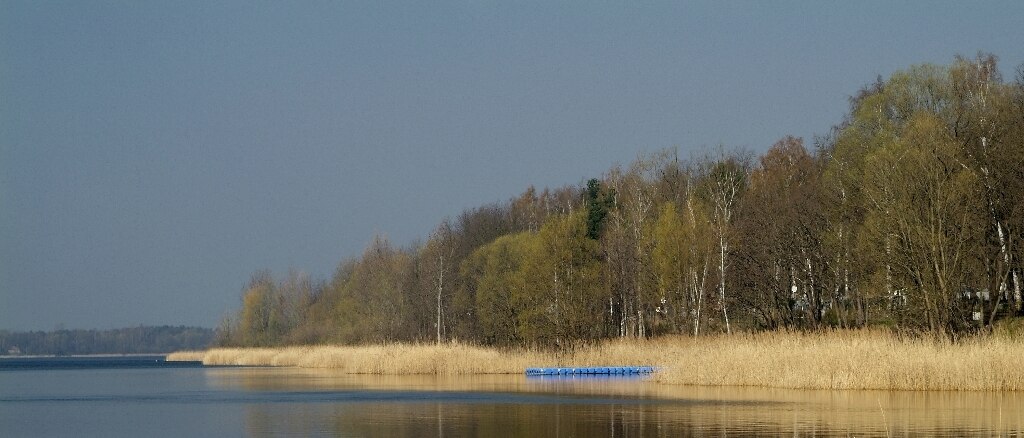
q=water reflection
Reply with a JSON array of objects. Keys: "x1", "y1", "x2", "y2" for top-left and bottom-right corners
[{"x1": 207, "y1": 368, "x2": 1024, "y2": 436}]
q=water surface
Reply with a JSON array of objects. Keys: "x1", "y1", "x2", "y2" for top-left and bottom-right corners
[{"x1": 1, "y1": 358, "x2": 1021, "y2": 436}]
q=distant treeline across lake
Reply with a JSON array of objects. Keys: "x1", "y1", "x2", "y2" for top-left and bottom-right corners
[{"x1": 0, "y1": 326, "x2": 214, "y2": 356}]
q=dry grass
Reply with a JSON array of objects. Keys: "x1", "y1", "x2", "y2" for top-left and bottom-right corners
[
  {"x1": 653, "y1": 330, "x2": 1024, "y2": 391},
  {"x1": 168, "y1": 330, "x2": 1024, "y2": 391},
  {"x1": 189, "y1": 341, "x2": 669, "y2": 375},
  {"x1": 164, "y1": 350, "x2": 206, "y2": 362}
]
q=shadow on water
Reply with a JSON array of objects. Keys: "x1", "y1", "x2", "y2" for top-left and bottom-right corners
[{"x1": 206, "y1": 368, "x2": 1024, "y2": 437}]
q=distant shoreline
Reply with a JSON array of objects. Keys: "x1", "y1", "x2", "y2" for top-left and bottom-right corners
[{"x1": 0, "y1": 353, "x2": 172, "y2": 359}]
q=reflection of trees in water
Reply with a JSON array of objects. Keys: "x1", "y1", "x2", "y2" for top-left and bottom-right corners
[
  {"x1": 245, "y1": 402, "x2": 682, "y2": 437},
  {"x1": 242, "y1": 396, "x2": 1024, "y2": 436},
  {"x1": 226, "y1": 371, "x2": 1024, "y2": 436}
]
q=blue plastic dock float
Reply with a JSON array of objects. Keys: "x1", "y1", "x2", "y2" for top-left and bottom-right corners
[{"x1": 524, "y1": 366, "x2": 656, "y2": 376}]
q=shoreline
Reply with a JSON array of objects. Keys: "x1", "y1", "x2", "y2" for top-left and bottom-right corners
[
  {"x1": 168, "y1": 330, "x2": 1024, "y2": 391},
  {"x1": 1, "y1": 353, "x2": 174, "y2": 359}
]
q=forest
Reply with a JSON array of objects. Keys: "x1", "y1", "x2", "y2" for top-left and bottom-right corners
[
  {"x1": 0, "y1": 326, "x2": 215, "y2": 356},
  {"x1": 217, "y1": 53, "x2": 1024, "y2": 349}
]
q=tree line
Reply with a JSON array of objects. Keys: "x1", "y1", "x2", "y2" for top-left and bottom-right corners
[
  {"x1": 219, "y1": 53, "x2": 1024, "y2": 348},
  {"x1": 0, "y1": 326, "x2": 215, "y2": 355}
]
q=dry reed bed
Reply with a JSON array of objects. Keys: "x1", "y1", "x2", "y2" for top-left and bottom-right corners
[
  {"x1": 653, "y1": 330, "x2": 1024, "y2": 391},
  {"x1": 164, "y1": 350, "x2": 206, "y2": 362},
  {"x1": 169, "y1": 330, "x2": 1024, "y2": 391},
  {"x1": 183, "y1": 340, "x2": 672, "y2": 375}
]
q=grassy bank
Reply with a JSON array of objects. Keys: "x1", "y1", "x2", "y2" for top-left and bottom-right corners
[
  {"x1": 167, "y1": 340, "x2": 670, "y2": 375},
  {"x1": 652, "y1": 330, "x2": 1024, "y2": 391},
  {"x1": 168, "y1": 330, "x2": 1024, "y2": 391},
  {"x1": 164, "y1": 350, "x2": 205, "y2": 362}
]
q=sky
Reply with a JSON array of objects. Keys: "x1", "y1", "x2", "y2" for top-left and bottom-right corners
[{"x1": 2, "y1": 1, "x2": 1022, "y2": 331}]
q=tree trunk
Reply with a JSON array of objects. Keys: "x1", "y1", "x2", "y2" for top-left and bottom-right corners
[
  {"x1": 719, "y1": 235, "x2": 730, "y2": 334},
  {"x1": 436, "y1": 252, "x2": 444, "y2": 344},
  {"x1": 1013, "y1": 269, "x2": 1022, "y2": 314},
  {"x1": 691, "y1": 268, "x2": 703, "y2": 336}
]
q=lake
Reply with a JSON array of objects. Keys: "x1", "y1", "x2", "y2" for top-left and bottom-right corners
[{"x1": 1, "y1": 356, "x2": 1021, "y2": 436}]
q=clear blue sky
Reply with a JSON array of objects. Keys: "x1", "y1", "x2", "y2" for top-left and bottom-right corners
[{"x1": 2, "y1": 1, "x2": 1021, "y2": 330}]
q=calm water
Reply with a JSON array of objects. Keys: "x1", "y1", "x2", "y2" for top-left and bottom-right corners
[{"x1": 1, "y1": 357, "x2": 1022, "y2": 437}]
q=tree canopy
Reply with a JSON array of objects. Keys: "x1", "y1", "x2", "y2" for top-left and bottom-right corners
[{"x1": 217, "y1": 53, "x2": 1024, "y2": 348}]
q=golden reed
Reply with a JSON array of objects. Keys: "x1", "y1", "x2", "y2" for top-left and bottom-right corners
[{"x1": 167, "y1": 330, "x2": 1024, "y2": 391}]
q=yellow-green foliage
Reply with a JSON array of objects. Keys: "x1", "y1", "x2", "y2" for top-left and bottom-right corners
[
  {"x1": 461, "y1": 211, "x2": 607, "y2": 347},
  {"x1": 520, "y1": 211, "x2": 606, "y2": 345},
  {"x1": 467, "y1": 232, "x2": 531, "y2": 345}
]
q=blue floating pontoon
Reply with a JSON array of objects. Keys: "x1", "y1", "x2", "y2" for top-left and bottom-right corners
[{"x1": 524, "y1": 366, "x2": 656, "y2": 376}]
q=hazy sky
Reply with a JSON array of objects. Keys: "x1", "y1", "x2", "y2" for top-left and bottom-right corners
[{"x1": 2, "y1": 1, "x2": 1021, "y2": 330}]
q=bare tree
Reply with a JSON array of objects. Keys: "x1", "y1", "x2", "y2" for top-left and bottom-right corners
[
  {"x1": 697, "y1": 149, "x2": 751, "y2": 334},
  {"x1": 428, "y1": 219, "x2": 457, "y2": 343}
]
